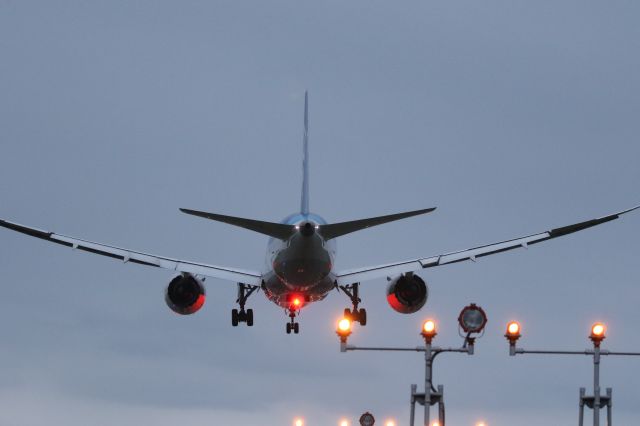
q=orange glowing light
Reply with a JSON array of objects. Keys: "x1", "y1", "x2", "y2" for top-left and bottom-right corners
[
  {"x1": 338, "y1": 318, "x2": 352, "y2": 333},
  {"x1": 293, "y1": 297, "x2": 302, "y2": 307},
  {"x1": 294, "y1": 418, "x2": 304, "y2": 426},
  {"x1": 385, "y1": 421, "x2": 396, "y2": 426},
  {"x1": 507, "y1": 321, "x2": 520, "y2": 336},
  {"x1": 432, "y1": 422, "x2": 440, "y2": 426},
  {"x1": 592, "y1": 323, "x2": 605, "y2": 337},
  {"x1": 476, "y1": 422, "x2": 487, "y2": 426},
  {"x1": 422, "y1": 319, "x2": 436, "y2": 334},
  {"x1": 339, "y1": 420, "x2": 349, "y2": 426}
]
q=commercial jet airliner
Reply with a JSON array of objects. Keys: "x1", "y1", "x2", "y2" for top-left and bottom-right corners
[{"x1": 1, "y1": 92, "x2": 638, "y2": 334}]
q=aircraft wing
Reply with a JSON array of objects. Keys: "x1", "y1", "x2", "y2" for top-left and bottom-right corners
[
  {"x1": 335, "y1": 205, "x2": 640, "y2": 285},
  {"x1": 0, "y1": 218, "x2": 262, "y2": 285}
]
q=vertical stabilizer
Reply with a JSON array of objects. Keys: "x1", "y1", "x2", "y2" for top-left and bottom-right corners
[{"x1": 300, "y1": 91, "x2": 310, "y2": 214}]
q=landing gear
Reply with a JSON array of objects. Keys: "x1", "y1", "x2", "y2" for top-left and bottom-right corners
[
  {"x1": 231, "y1": 283, "x2": 258, "y2": 327},
  {"x1": 339, "y1": 282, "x2": 367, "y2": 326},
  {"x1": 286, "y1": 309, "x2": 300, "y2": 334},
  {"x1": 232, "y1": 308, "x2": 254, "y2": 326}
]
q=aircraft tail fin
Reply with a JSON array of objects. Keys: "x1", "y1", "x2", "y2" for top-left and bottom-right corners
[
  {"x1": 319, "y1": 208, "x2": 437, "y2": 240},
  {"x1": 301, "y1": 90, "x2": 310, "y2": 215}
]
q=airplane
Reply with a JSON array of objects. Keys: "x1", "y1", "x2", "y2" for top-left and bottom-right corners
[{"x1": 0, "y1": 92, "x2": 638, "y2": 334}]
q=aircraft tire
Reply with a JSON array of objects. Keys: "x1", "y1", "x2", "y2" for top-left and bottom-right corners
[
  {"x1": 232, "y1": 309, "x2": 239, "y2": 327},
  {"x1": 286, "y1": 323, "x2": 292, "y2": 334},
  {"x1": 293, "y1": 323, "x2": 299, "y2": 334},
  {"x1": 246, "y1": 309, "x2": 254, "y2": 326},
  {"x1": 343, "y1": 308, "x2": 352, "y2": 319},
  {"x1": 358, "y1": 309, "x2": 367, "y2": 326}
]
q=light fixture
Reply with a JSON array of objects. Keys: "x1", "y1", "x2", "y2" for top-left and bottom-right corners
[
  {"x1": 458, "y1": 303, "x2": 488, "y2": 334},
  {"x1": 505, "y1": 321, "x2": 521, "y2": 355},
  {"x1": 336, "y1": 317, "x2": 352, "y2": 341},
  {"x1": 590, "y1": 322, "x2": 606, "y2": 347},
  {"x1": 359, "y1": 412, "x2": 375, "y2": 426}
]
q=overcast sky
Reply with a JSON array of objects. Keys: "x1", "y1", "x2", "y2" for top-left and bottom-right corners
[{"x1": 1, "y1": 1, "x2": 639, "y2": 425}]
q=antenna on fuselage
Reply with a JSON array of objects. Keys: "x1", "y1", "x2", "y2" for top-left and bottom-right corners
[{"x1": 300, "y1": 90, "x2": 310, "y2": 215}]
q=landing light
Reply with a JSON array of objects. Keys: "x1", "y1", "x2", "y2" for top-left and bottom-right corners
[
  {"x1": 385, "y1": 421, "x2": 396, "y2": 426},
  {"x1": 293, "y1": 297, "x2": 302, "y2": 307},
  {"x1": 339, "y1": 420, "x2": 349, "y2": 426},
  {"x1": 294, "y1": 418, "x2": 304, "y2": 426},
  {"x1": 421, "y1": 319, "x2": 437, "y2": 343}
]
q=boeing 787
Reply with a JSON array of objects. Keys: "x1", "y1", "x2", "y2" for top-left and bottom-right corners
[{"x1": 1, "y1": 92, "x2": 637, "y2": 333}]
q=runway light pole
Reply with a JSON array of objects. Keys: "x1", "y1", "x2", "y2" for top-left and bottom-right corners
[
  {"x1": 337, "y1": 304, "x2": 487, "y2": 426},
  {"x1": 505, "y1": 321, "x2": 640, "y2": 426}
]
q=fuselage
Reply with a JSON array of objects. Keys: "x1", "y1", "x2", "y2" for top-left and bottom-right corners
[{"x1": 262, "y1": 212, "x2": 336, "y2": 309}]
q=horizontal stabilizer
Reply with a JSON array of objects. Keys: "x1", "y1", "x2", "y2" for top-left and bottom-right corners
[
  {"x1": 319, "y1": 208, "x2": 436, "y2": 240},
  {"x1": 180, "y1": 208, "x2": 294, "y2": 240}
]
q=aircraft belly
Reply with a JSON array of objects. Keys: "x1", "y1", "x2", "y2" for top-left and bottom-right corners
[{"x1": 262, "y1": 272, "x2": 335, "y2": 308}]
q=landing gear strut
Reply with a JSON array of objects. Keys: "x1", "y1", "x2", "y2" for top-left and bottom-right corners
[
  {"x1": 232, "y1": 283, "x2": 259, "y2": 327},
  {"x1": 339, "y1": 282, "x2": 367, "y2": 326},
  {"x1": 286, "y1": 309, "x2": 300, "y2": 334}
]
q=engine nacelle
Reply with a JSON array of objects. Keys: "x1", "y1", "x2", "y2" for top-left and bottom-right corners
[
  {"x1": 165, "y1": 273, "x2": 206, "y2": 315},
  {"x1": 386, "y1": 273, "x2": 428, "y2": 314}
]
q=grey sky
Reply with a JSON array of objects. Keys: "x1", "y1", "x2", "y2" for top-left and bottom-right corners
[{"x1": 1, "y1": 1, "x2": 639, "y2": 425}]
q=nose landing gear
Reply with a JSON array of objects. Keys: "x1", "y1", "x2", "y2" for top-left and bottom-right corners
[
  {"x1": 232, "y1": 283, "x2": 259, "y2": 327},
  {"x1": 286, "y1": 309, "x2": 300, "y2": 334},
  {"x1": 339, "y1": 282, "x2": 367, "y2": 326}
]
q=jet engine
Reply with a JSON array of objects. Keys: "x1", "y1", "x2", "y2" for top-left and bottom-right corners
[
  {"x1": 386, "y1": 272, "x2": 428, "y2": 314},
  {"x1": 165, "y1": 273, "x2": 206, "y2": 315}
]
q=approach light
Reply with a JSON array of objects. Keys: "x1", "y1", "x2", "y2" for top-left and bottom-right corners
[
  {"x1": 458, "y1": 303, "x2": 488, "y2": 334},
  {"x1": 337, "y1": 317, "x2": 353, "y2": 341},
  {"x1": 432, "y1": 422, "x2": 440, "y2": 426},
  {"x1": 421, "y1": 319, "x2": 437, "y2": 343},
  {"x1": 340, "y1": 420, "x2": 350, "y2": 426},
  {"x1": 385, "y1": 420, "x2": 395, "y2": 426},
  {"x1": 505, "y1": 321, "x2": 521, "y2": 355},
  {"x1": 590, "y1": 322, "x2": 606, "y2": 347},
  {"x1": 476, "y1": 422, "x2": 486, "y2": 426},
  {"x1": 507, "y1": 321, "x2": 520, "y2": 336},
  {"x1": 294, "y1": 418, "x2": 304, "y2": 426},
  {"x1": 505, "y1": 321, "x2": 521, "y2": 339}
]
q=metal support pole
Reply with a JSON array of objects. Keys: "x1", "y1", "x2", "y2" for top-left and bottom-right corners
[
  {"x1": 424, "y1": 342, "x2": 432, "y2": 426},
  {"x1": 594, "y1": 346, "x2": 601, "y2": 426},
  {"x1": 606, "y1": 388, "x2": 612, "y2": 426},
  {"x1": 410, "y1": 384, "x2": 417, "y2": 426},
  {"x1": 437, "y1": 385, "x2": 445, "y2": 425},
  {"x1": 579, "y1": 388, "x2": 585, "y2": 426}
]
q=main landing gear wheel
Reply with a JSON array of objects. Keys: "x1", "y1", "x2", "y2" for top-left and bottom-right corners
[
  {"x1": 339, "y1": 282, "x2": 367, "y2": 326},
  {"x1": 231, "y1": 308, "x2": 255, "y2": 327},
  {"x1": 343, "y1": 307, "x2": 367, "y2": 326},
  {"x1": 232, "y1": 283, "x2": 259, "y2": 327}
]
